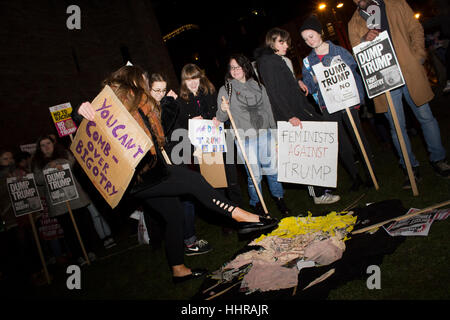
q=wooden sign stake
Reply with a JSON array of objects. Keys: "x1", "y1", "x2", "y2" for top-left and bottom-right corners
[
  {"x1": 345, "y1": 108, "x2": 379, "y2": 190},
  {"x1": 28, "y1": 213, "x2": 51, "y2": 284},
  {"x1": 385, "y1": 91, "x2": 419, "y2": 196},
  {"x1": 66, "y1": 201, "x2": 90, "y2": 265}
]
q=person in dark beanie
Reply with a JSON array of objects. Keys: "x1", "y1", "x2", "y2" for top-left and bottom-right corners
[{"x1": 298, "y1": 15, "x2": 375, "y2": 192}]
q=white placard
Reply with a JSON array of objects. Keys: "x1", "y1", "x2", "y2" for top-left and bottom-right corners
[
  {"x1": 188, "y1": 119, "x2": 227, "y2": 153},
  {"x1": 277, "y1": 121, "x2": 338, "y2": 188},
  {"x1": 312, "y1": 56, "x2": 360, "y2": 113}
]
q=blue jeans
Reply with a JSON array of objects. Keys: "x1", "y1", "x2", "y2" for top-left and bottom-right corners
[
  {"x1": 385, "y1": 85, "x2": 446, "y2": 168},
  {"x1": 236, "y1": 130, "x2": 284, "y2": 206}
]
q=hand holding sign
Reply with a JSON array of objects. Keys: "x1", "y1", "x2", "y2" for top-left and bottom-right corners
[
  {"x1": 364, "y1": 29, "x2": 380, "y2": 42},
  {"x1": 78, "y1": 101, "x2": 95, "y2": 121},
  {"x1": 220, "y1": 96, "x2": 230, "y2": 112}
]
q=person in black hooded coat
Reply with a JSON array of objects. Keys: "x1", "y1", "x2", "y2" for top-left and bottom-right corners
[{"x1": 254, "y1": 27, "x2": 341, "y2": 205}]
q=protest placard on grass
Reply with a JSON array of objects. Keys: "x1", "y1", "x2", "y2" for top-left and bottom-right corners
[
  {"x1": 312, "y1": 56, "x2": 360, "y2": 113},
  {"x1": 277, "y1": 121, "x2": 338, "y2": 188},
  {"x1": 43, "y1": 163, "x2": 79, "y2": 205},
  {"x1": 7, "y1": 174, "x2": 42, "y2": 217},
  {"x1": 70, "y1": 85, "x2": 153, "y2": 208},
  {"x1": 49, "y1": 102, "x2": 78, "y2": 137},
  {"x1": 352, "y1": 30, "x2": 405, "y2": 98}
]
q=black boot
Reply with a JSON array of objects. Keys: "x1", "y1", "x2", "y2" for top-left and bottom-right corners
[
  {"x1": 274, "y1": 197, "x2": 290, "y2": 215},
  {"x1": 251, "y1": 202, "x2": 266, "y2": 216},
  {"x1": 349, "y1": 174, "x2": 364, "y2": 192}
]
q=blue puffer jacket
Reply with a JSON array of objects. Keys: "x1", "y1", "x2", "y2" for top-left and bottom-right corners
[{"x1": 301, "y1": 41, "x2": 366, "y2": 109}]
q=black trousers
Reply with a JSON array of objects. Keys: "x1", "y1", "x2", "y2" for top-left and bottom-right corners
[
  {"x1": 56, "y1": 207, "x2": 95, "y2": 261},
  {"x1": 132, "y1": 165, "x2": 237, "y2": 266},
  {"x1": 322, "y1": 107, "x2": 374, "y2": 180}
]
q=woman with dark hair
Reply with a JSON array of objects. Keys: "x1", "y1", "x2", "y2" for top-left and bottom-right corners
[
  {"x1": 255, "y1": 27, "x2": 341, "y2": 205},
  {"x1": 77, "y1": 65, "x2": 277, "y2": 283},
  {"x1": 32, "y1": 135, "x2": 97, "y2": 266},
  {"x1": 216, "y1": 53, "x2": 290, "y2": 215}
]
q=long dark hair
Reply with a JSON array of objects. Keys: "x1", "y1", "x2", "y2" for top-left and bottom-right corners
[
  {"x1": 31, "y1": 135, "x2": 68, "y2": 170},
  {"x1": 225, "y1": 53, "x2": 259, "y2": 83},
  {"x1": 102, "y1": 65, "x2": 160, "y2": 114}
]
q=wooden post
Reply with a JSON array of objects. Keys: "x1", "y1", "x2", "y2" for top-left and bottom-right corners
[
  {"x1": 225, "y1": 106, "x2": 269, "y2": 215},
  {"x1": 66, "y1": 201, "x2": 90, "y2": 265},
  {"x1": 28, "y1": 213, "x2": 51, "y2": 284},
  {"x1": 351, "y1": 199, "x2": 450, "y2": 235},
  {"x1": 385, "y1": 91, "x2": 419, "y2": 196},
  {"x1": 345, "y1": 108, "x2": 379, "y2": 190}
]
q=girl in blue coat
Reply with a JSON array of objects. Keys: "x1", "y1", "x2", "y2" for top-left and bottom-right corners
[{"x1": 298, "y1": 15, "x2": 374, "y2": 191}]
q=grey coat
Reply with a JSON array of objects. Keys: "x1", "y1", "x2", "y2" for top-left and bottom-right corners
[{"x1": 216, "y1": 78, "x2": 276, "y2": 136}]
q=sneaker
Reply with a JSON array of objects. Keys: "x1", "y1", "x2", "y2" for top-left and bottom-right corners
[
  {"x1": 103, "y1": 237, "x2": 117, "y2": 249},
  {"x1": 185, "y1": 239, "x2": 212, "y2": 256},
  {"x1": 431, "y1": 159, "x2": 450, "y2": 178},
  {"x1": 274, "y1": 197, "x2": 290, "y2": 215},
  {"x1": 313, "y1": 192, "x2": 340, "y2": 204}
]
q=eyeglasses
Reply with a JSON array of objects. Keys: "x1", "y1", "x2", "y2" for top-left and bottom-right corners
[
  {"x1": 151, "y1": 88, "x2": 167, "y2": 94},
  {"x1": 230, "y1": 66, "x2": 242, "y2": 71}
]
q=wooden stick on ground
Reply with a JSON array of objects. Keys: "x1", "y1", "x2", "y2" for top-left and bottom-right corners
[
  {"x1": 352, "y1": 199, "x2": 450, "y2": 235},
  {"x1": 345, "y1": 108, "x2": 379, "y2": 190},
  {"x1": 28, "y1": 214, "x2": 51, "y2": 284},
  {"x1": 205, "y1": 280, "x2": 242, "y2": 300},
  {"x1": 342, "y1": 193, "x2": 366, "y2": 212}
]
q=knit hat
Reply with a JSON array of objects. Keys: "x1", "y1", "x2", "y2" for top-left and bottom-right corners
[{"x1": 299, "y1": 15, "x2": 322, "y2": 34}]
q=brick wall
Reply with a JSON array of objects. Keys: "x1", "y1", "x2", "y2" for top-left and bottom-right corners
[{"x1": 0, "y1": 0, "x2": 177, "y2": 150}]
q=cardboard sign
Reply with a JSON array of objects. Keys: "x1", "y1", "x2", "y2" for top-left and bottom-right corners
[
  {"x1": 353, "y1": 31, "x2": 405, "y2": 98},
  {"x1": 43, "y1": 163, "x2": 79, "y2": 205},
  {"x1": 312, "y1": 56, "x2": 360, "y2": 113},
  {"x1": 188, "y1": 119, "x2": 227, "y2": 153},
  {"x1": 277, "y1": 121, "x2": 338, "y2": 188},
  {"x1": 70, "y1": 85, "x2": 153, "y2": 208},
  {"x1": 198, "y1": 152, "x2": 228, "y2": 188},
  {"x1": 7, "y1": 174, "x2": 43, "y2": 217},
  {"x1": 49, "y1": 102, "x2": 78, "y2": 137}
]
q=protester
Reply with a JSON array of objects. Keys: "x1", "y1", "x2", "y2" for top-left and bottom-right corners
[
  {"x1": 177, "y1": 64, "x2": 242, "y2": 232},
  {"x1": 255, "y1": 27, "x2": 341, "y2": 204},
  {"x1": 0, "y1": 149, "x2": 46, "y2": 287},
  {"x1": 77, "y1": 65, "x2": 278, "y2": 283},
  {"x1": 348, "y1": 0, "x2": 450, "y2": 187},
  {"x1": 148, "y1": 72, "x2": 212, "y2": 256},
  {"x1": 216, "y1": 53, "x2": 290, "y2": 215},
  {"x1": 298, "y1": 15, "x2": 374, "y2": 191},
  {"x1": 32, "y1": 135, "x2": 97, "y2": 266}
]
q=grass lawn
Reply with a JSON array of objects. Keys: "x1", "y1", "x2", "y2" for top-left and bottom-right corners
[{"x1": 5, "y1": 94, "x2": 450, "y2": 302}]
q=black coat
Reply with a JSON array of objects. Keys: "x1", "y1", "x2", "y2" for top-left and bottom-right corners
[
  {"x1": 254, "y1": 47, "x2": 322, "y2": 122},
  {"x1": 175, "y1": 91, "x2": 218, "y2": 130}
]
